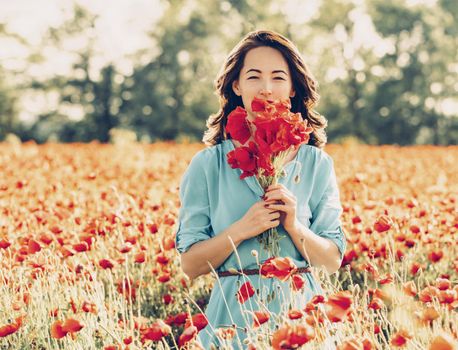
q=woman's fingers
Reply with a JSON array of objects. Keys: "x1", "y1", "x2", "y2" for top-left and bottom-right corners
[
  {"x1": 266, "y1": 183, "x2": 288, "y2": 192},
  {"x1": 264, "y1": 190, "x2": 294, "y2": 203},
  {"x1": 265, "y1": 203, "x2": 283, "y2": 210}
]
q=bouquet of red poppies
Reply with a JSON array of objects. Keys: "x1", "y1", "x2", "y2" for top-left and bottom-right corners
[{"x1": 226, "y1": 97, "x2": 313, "y2": 257}]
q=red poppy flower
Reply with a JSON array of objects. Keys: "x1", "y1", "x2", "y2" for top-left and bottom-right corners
[
  {"x1": 260, "y1": 257, "x2": 298, "y2": 282},
  {"x1": 338, "y1": 337, "x2": 374, "y2": 350},
  {"x1": 435, "y1": 278, "x2": 451, "y2": 290},
  {"x1": 373, "y1": 215, "x2": 392, "y2": 233},
  {"x1": 291, "y1": 274, "x2": 305, "y2": 291},
  {"x1": 118, "y1": 243, "x2": 133, "y2": 254},
  {"x1": 51, "y1": 320, "x2": 67, "y2": 339},
  {"x1": 410, "y1": 262, "x2": 422, "y2": 275},
  {"x1": 255, "y1": 149, "x2": 275, "y2": 176},
  {"x1": 429, "y1": 333, "x2": 457, "y2": 350},
  {"x1": 417, "y1": 306, "x2": 440, "y2": 324},
  {"x1": 178, "y1": 325, "x2": 198, "y2": 347},
  {"x1": 141, "y1": 320, "x2": 171, "y2": 342},
  {"x1": 99, "y1": 259, "x2": 115, "y2": 270},
  {"x1": 227, "y1": 97, "x2": 312, "y2": 182},
  {"x1": 252, "y1": 310, "x2": 269, "y2": 328},
  {"x1": 273, "y1": 99, "x2": 291, "y2": 114},
  {"x1": 62, "y1": 318, "x2": 84, "y2": 333},
  {"x1": 368, "y1": 297, "x2": 384, "y2": 310},
  {"x1": 403, "y1": 281, "x2": 417, "y2": 297},
  {"x1": 236, "y1": 281, "x2": 255, "y2": 303},
  {"x1": 0, "y1": 316, "x2": 22, "y2": 338},
  {"x1": 310, "y1": 295, "x2": 326, "y2": 304},
  {"x1": 217, "y1": 326, "x2": 237, "y2": 340},
  {"x1": 378, "y1": 273, "x2": 394, "y2": 284},
  {"x1": 253, "y1": 114, "x2": 282, "y2": 154},
  {"x1": 428, "y1": 250, "x2": 443, "y2": 263},
  {"x1": 185, "y1": 313, "x2": 208, "y2": 331},
  {"x1": 227, "y1": 142, "x2": 259, "y2": 179},
  {"x1": 251, "y1": 97, "x2": 268, "y2": 112},
  {"x1": 156, "y1": 253, "x2": 169, "y2": 265},
  {"x1": 362, "y1": 262, "x2": 379, "y2": 279},
  {"x1": 81, "y1": 301, "x2": 97, "y2": 314},
  {"x1": 158, "y1": 273, "x2": 171, "y2": 283},
  {"x1": 0, "y1": 239, "x2": 11, "y2": 250},
  {"x1": 275, "y1": 115, "x2": 312, "y2": 151},
  {"x1": 162, "y1": 293, "x2": 173, "y2": 305},
  {"x1": 73, "y1": 242, "x2": 89, "y2": 252},
  {"x1": 50, "y1": 318, "x2": 83, "y2": 339},
  {"x1": 419, "y1": 286, "x2": 439, "y2": 303},
  {"x1": 27, "y1": 239, "x2": 41, "y2": 254},
  {"x1": 390, "y1": 329, "x2": 412, "y2": 347},
  {"x1": 325, "y1": 291, "x2": 353, "y2": 322},
  {"x1": 165, "y1": 312, "x2": 188, "y2": 326},
  {"x1": 134, "y1": 251, "x2": 146, "y2": 264},
  {"x1": 148, "y1": 223, "x2": 158, "y2": 234},
  {"x1": 272, "y1": 323, "x2": 315, "y2": 350},
  {"x1": 439, "y1": 289, "x2": 456, "y2": 304},
  {"x1": 226, "y1": 106, "x2": 251, "y2": 144},
  {"x1": 288, "y1": 309, "x2": 303, "y2": 320}
]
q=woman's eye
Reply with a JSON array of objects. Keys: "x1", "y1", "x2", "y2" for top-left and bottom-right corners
[
  {"x1": 274, "y1": 77, "x2": 286, "y2": 80},
  {"x1": 247, "y1": 76, "x2": 259, "y2": 80}
]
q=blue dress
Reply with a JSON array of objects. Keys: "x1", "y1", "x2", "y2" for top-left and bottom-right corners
[{"x1": 175, "y1": 139, "x2": 346, "y2": 349}]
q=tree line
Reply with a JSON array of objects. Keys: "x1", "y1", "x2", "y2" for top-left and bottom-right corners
[{"x1": 0, "y1": 0, "x2": 457, "y2": 145}]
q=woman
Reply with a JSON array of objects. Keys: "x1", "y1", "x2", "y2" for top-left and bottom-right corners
[{"x1": 175, "y1": 30, "x2": 346, "y2": 349}]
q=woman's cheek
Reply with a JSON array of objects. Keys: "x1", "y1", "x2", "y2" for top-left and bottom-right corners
[{"x1": 274, "y1": 87, "x2": 290, "y2": 98}]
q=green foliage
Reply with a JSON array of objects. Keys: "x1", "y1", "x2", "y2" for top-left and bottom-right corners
[{"x1": 0, "y1": 0, "x2": 456, "y2": 145}]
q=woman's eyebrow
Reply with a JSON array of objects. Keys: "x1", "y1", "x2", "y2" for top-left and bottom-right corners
[
  {"x1": 245, "y1": 69, "x2": 262, "y2": 74},
  {"x1": 245, "y1": 68, "x2": 288, "y2": 75}
]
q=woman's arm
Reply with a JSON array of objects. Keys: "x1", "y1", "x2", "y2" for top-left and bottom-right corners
[
  {"x1": 181, "y1": 199, "x2": 282, "y2": 280},
  {"x1": 180, "y1": 220, "x2": 245, "y2": 280},
  {"x1": 264, "y1": 153, "x2": 346, "y2": 274},
  {"x1": 287, "y1": 220, "x2": 341, "y2": 274}
]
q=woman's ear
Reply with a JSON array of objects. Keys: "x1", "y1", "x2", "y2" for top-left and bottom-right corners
[
  {"x1": 290, "y1": 89, "x2": 296, "y2": 98},
  {"x1": 232, "y1": 80, "x2": 241, "y2": 96}
]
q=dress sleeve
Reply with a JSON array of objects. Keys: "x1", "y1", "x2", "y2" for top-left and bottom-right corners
[
  {"x1": 309, "y1": 156, "x2": 347, "y2": 260},
  {"x1": 175, "y1": 152, "x2": 214, "y2": 254}
]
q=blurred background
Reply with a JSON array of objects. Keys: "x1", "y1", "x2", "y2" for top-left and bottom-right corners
[{"x1": 0, "y1": 0, "x2": 457, "y2": 145}]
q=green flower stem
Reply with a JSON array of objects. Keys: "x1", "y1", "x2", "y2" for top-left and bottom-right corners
[{"x1": 256, "y1": 148, "x2": 294, "y2": 257}]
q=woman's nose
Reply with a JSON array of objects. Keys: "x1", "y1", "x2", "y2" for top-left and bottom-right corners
[{"x1": 259, "y1": 88, "x2": 272, "y2": 97}]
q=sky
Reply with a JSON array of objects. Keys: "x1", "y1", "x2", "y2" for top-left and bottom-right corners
[
  {"x1": 0, "y1": 0, "x2": 166, "y2": 122},
  {"x1": 0, "y1": 0, "x2": 165, "y2": 75}
]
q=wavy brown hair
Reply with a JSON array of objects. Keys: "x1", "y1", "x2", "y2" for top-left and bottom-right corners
[{"x1": 202, "y1": 30, "x2": 328, "y2": 149}]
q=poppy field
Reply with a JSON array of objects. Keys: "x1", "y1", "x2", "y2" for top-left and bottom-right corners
[{"x1": 0, "y1": 141, "x2": 457, "y2": 349}]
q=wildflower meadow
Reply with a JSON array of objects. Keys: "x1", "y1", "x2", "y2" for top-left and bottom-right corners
[{"x1": 0, "y1": 141, "x2": 457, "y2": 349}]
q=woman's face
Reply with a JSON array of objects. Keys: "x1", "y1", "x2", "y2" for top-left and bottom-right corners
[{"x1": 232, "y1": 46, "x2": 295, "y2": 121}]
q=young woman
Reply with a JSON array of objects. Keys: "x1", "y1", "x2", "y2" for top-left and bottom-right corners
[{"x1": 175, "y1": 30, "x2": 346, "y2": 349}]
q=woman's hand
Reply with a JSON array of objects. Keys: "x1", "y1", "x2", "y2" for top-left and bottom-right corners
[
  {"x1": 236, "y1": 201, "x2": 281, "y2": 241},
  {"x1": 263, "y1": 184, "x2": 299, "y2": 233}
]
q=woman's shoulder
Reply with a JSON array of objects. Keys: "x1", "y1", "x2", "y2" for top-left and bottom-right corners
[
  {"x1": 302, "y1": 144, "x2": 334, "y2": 169},
  {"x1": 186, "y1": 142, "x2": 224, "y2": 172}
]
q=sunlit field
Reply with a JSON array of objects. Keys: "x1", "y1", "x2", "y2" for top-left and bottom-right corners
[{"x1": 0, "y1": 141, "x2": 457, "y2": 349}]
